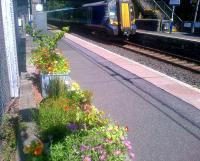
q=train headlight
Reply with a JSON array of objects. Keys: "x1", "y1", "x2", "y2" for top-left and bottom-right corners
[
  {"x1": 131, "y1": 18, "x2": 136, "y2": 24},
  {"x1": 110, "y1": 19, "x2": 118, "y2": 25}
]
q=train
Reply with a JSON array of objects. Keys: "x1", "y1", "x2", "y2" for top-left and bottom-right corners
[{"x1": 47, "y1": 0, "x2": 137, "y2": 36}]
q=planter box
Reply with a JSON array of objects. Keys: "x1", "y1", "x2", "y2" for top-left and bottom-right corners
[{"x1": 40, "y1": 73, "x2": 71, "y2": 97}]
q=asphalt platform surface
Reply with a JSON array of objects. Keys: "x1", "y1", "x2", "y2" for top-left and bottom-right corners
[{"x1": 58, "y1": 38, "x2": 200, "y2": 161}]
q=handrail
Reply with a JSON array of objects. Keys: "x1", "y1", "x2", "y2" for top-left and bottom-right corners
[
  {"x1": 135, "y1": 0, "x2": 183, "y2": 29},
  {"x1": 156, "y1": 0, "x2": 182, "y2": 22}
]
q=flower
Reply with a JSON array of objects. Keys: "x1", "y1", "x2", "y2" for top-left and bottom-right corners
[
  {"x1": 125, "y1": 126, "x2": 129, "y2": 132},
  {"x1": 64, "y1": 106, "x2": 70, "y2": 111},
  {"x1": 34, "y1": 147, "x2": 43, "y2": 156},
  {"x1": 129, "y1": 152, "x2": 135, "y2": 159},
  {"x1": 67, "y1": 123, "x2": 79, "y2": 132},
  {"x1": 71, "y1": 82, "x2": 80, "y2": 91},
  {"x1": 113, "y1": 150, "x2": 121, "y2": 155},
  {"x1": 99, "y1": 154, "x2": 106, "y2": 160},
  {"x1": 83, "y1": 156, "x2": 92, "y2": 161},
  {"x1": 80, "y1": 145, "x2": 90, "y2": 151}
]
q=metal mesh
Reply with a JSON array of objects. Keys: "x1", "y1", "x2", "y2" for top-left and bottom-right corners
[{"x1": 0, "y1": 0, "x2": 11, "y2": 118}]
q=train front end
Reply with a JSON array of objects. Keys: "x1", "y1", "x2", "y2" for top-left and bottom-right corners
[{"x1": 108, "y1": 0, "x2": 136, "y2": 36}]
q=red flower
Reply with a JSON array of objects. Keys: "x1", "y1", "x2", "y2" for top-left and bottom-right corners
[{"x1": 34, "y1": 147, "x2": 42, "y2": 156}]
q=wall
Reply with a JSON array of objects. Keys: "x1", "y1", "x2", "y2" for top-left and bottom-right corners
[{"x1": 0, "y1": 0, "x2": 12, "y2": 117}]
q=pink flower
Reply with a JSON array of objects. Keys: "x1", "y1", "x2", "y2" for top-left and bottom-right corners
[
  {"x1": 127, "y1": 146, "x2": 132, "y2": 150},
  {"x1": 124, "y1": 142, "x2": 130, "y2": 147},
  {"x1": 99, "y1": 154, "x2": 106, "y2": 161},
  {"x1": 120, "y1": 136, "x2": 125, "y2": 141},
  {"x1": 114, "y1": 150, "x2": 121, "y2": 155},
  {"x1": 80, "y1": 145, "x2": 90, "y2": 151},
  {"x1": 129, "y1": 152, "x2": 135, "y2": 159},
  {"x1": 83, "y1": 156, "x2": 92, "y2": 161}
]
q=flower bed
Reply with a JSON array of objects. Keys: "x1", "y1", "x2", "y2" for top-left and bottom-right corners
[
  {"x1": 25, "y1": 25, "x2": 135, "y2": 161},
  {"x1": 28, "y1": 81, "x2": 135, "y2": 161}
]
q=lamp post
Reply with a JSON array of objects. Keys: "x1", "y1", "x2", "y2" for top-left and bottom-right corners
[
  {"x1": 169, "y1": 0, "x2": 180, "y2": 33},
  {"x1": 192, "y1": 0, "x2": 200, "y2": 33},
  {"x1": 170, "y1": 5, "x2": 175, "y2": 33}
]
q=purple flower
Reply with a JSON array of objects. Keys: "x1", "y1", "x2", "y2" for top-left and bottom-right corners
[
  {"x1": 83, "y1": 156, "x2": 92, "y2": 161},
  {"x1": 80, "y1": 145, "x2": 90, "y2": 151},
  {"x1": 67, "y1": 123, "x2": 79, "y2": 132}
]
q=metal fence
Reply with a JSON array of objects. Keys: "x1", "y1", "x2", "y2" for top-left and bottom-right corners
[
  {"x1": 0, "y1": 0, "x2": 20, "y2": 118},
  {"x1": 0, "y1": 0, "x2": 11, "y2": 117}
]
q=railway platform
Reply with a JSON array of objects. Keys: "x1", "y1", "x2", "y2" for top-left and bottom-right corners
[
  {"x1": 58, "y1": 33, "x2": 200, "y2": 161},
  {"x1": 137, "y1": 29, "x2": 200, "y2": 43},
  {"x1": 132, "y1": 30, "x2": 200, "y2": 60}
]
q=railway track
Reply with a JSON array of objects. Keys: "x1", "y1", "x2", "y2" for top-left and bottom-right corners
[{"x1": 112, "y1": 40, "x2": 200, "y2": 74}]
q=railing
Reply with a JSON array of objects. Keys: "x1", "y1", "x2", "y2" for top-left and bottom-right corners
[
  {"x1": 135, "y1": 0, "x2": 183, "y2": 30},
  {"x1": 156, "y1": 0, "x2": 182, "y2": 29}
]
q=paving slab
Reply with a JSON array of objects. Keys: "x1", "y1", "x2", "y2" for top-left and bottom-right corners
[{"x1": 58, "y1": 36, "x2": 200, "y2": 161}]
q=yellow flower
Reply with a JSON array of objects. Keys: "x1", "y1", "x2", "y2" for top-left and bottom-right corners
[{"x1": 71, "y1": 82, "x2": 80, "y2": 91}]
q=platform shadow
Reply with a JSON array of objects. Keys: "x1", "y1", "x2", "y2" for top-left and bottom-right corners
[{"x1": 17, "y1": 38, "x2": 27, "y2": 75}]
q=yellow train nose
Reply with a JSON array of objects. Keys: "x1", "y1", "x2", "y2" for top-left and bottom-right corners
[{"x1": 121, "y1": 3, "x2": 131, "y2": 28}]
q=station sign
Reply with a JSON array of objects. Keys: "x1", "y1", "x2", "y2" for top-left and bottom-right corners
[{"x1": 169, "y1": 0, "x2": 180, "y2": 6}]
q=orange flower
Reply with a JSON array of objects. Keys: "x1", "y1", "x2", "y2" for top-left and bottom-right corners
[
  {"x1": 64, "y1": 106, "x2": 70, "y2": 111},
  {"x1": 34, "y1": 147, "x2": 42, "y2": 156},
  {"x1": 125, "y1": 126, "x2": 129, "y2": 132}
]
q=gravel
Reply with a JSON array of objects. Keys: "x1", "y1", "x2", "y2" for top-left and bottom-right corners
[{"x1": 68, "y1": 28, "x2": 200, "y2": 89}]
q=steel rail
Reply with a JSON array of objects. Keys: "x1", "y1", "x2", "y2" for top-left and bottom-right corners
[{"x1": 112, "y1": 40, "x2": 200, "y2": 73}]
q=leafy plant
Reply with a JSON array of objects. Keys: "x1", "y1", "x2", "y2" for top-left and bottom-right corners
[
  {"x1": 46, "y1": 79, "x2": 68, "y2": 98},
  {"x1": 29, "y1": 25, "x2": 70, "y2": 74},
  {"x1": 49, "y1": 126, "x2": 134, "y2": 161},
  {"x1": 38, "y1": 97, "x2": 70, "y2": 141},
  {"x1": 31, "y1": 48, "x2": 70, "y2": 74},
  {"x1": 0, "y1": 113, "x2": 17, "y2": 161}
]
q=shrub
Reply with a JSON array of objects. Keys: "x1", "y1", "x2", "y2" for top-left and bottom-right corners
[
  {"x1": 31, "y1": 47, "x2": 70, "y2": 74},
  {"x1": 50, "y1": 125, "x2": 134, "y2": 161},
  {"x1": 28, "y1": 25, "x2": 70, "y2": 74},
  {"x1": 38, "y1": 97, "x2": 70, "y2": 141}
]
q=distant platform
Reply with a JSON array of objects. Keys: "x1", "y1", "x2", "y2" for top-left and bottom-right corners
[{"x1": 137, "y1": 29, "x2": 200, "y2": 43}]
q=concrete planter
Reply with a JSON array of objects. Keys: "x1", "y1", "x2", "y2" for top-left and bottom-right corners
[{"x1": 40, "y1": 73, "x2": 70, "y2": 97}]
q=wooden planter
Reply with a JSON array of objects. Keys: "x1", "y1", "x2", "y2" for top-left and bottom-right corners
[{"x1": 40, "y1": 73, "x2": 71, "y2": 97}]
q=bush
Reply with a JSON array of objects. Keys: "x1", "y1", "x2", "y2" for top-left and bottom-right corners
[
  {"x1": 50, "y1": 125, "x2": 134, "y2": 161},
  {"x1": 38, "y1": 97, "x2": 70, "y2": 141},
  {"x1": 28, "y1": 25, "x2": 70, "y2": 74}
]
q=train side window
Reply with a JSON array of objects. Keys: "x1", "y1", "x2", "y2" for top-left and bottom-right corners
[{"x1": 108, "y1": 0, "x2": 117, "y2": 20}]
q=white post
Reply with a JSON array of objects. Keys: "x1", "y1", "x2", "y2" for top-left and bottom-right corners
[
  {"x1": 169, "y1": 6, "x2": 175, "y2": 33},
  {"x1": 1, "y1": 0, "x2": 19, "y2": 97},
  {"x1": 192, "y1": 0, "x2": 200, "y2": 33}
]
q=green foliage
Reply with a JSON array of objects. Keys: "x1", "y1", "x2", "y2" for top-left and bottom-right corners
[
  {"x1": 47, "y1": 79, "x2": 68, "y2": 98},
  {"x1": 62, "y1": 26, "x2": 70, "y2": 33},
  {"x1": 28, "y1": 25, "x2": 70, "y2": 74},
  {"x1": 0, "y1": 113, "x2": 17, "y2": 161},
  {"x1": 50, "y1": 126, "x2": 130, "y2": 161},
  {"x1": 38, "y1": 97, "x2": 70, "y2": 141},
  {"x1": 30, "y1": 47, "x2": 70, "y2": 74}
]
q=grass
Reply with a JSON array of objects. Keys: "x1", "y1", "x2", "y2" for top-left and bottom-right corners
[{"x1": 0, "y1": 113, "x2": 18, "y2": 161}]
